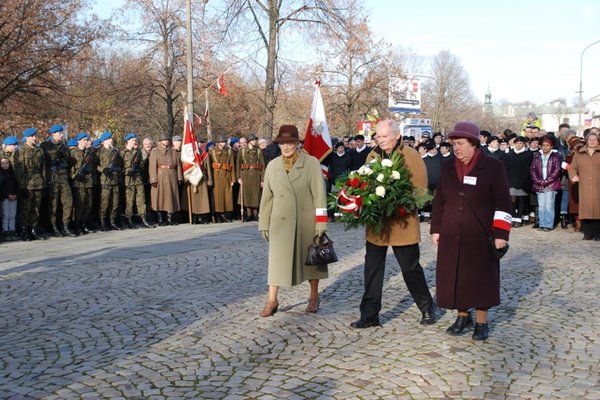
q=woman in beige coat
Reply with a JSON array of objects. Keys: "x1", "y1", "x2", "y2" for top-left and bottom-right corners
[
  {"x1": 569, "y1": 132, "x2": 600, "y2": 240},
  {"x1": 258, "y1": 125, "x2": 328, "y2": 317}
]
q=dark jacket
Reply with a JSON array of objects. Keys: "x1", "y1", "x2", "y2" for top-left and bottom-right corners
[
  {"x1": 328, "y1": 151, "x2": 350, "y2": 184},
  {"x1": 530, "y1": 150, "x2": 562, "y2": 192},
  {"x1": 0, "y1": 166, "x2": 18, "y2": 201},
  {"x1": 504, "y1": 149, "x2": 533, "y2": 192},
  {"x1": 431, "y1": 154, "x2": 511, "y2": 309},
  {"x1": 423, "y1": 153, "x2": 443, "y2": 190},
  {"x1": 348, "y1": 146, "x2": 370, "y2": 171}
]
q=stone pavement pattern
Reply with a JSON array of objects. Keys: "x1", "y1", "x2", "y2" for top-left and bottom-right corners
[{"x1": 0, "y1": 221, "x2": 599, "y2": 399}]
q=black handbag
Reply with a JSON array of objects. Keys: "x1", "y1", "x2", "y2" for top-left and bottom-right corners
[{"x1": 306, "y1": 233, "x2": 339, "y2": 265}]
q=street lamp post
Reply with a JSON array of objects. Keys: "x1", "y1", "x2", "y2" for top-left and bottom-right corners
[{"x1": 578, "y1": 39, "x2": 600, "y2": 132}]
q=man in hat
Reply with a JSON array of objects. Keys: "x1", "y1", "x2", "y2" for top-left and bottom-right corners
[
  {"x1": 148, "y1": 133, "x2": 182, "y2": 225},
  {"x1": 181, "y1": 135, "x2": 213, "y2": 224},
  {"x1": 121, "y1": 133, "x2": 153, "y2": 228},
  {"x1": 236, "y1": 134, "x2": 264, "y2": 221},
  {"x1": 349, "y1": 134, "x2": 370, "y2": 171},
  {"x1": 13, "y1": 128, "x2": 47, "y2": 240},
  {"x1": 70, "y1": 132, "x2": 96, "y2": 233},
  {"x1": 40, "y1": 124, "x2": 76, "y2": 237},
  {"x1": 208, "y1": 134, "x2": 235, "y2": 222},
  {"x1": 97, "y1": 131, "x2": 123, "y2": 231},
  {"x1": 350, "y1": 119, "x2": 438, "y2": 329},
  {"x1": 439, "y1": 141, "x2": 453, "y2": 158}
]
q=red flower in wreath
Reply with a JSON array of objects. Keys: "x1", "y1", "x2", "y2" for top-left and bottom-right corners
[{"x1": 398, "y1": 207, "x2": 407, "y2": 217}]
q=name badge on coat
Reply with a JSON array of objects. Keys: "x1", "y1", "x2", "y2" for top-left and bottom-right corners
[{"x1": 463, "y1": 176, "x2": 477, "y2": 185}]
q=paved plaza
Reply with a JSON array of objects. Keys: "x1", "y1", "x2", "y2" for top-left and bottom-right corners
[{"x1": 0, "y1": 220, "x2": 599, "y2": 399}]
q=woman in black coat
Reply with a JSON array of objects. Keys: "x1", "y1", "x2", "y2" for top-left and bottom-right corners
[
  {"x1": 431, "y1": 121, "x2": 512, "y2": 341},
  {"x1": 504, "y1": 136, "x2": 533, "y2": 227}
]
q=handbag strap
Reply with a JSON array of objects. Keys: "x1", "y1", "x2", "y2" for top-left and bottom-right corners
[
  {"x1": 461, "y1": 192, "x2": 492, "y2": 238},
  {"x1": 314, "y1": 233, "x2": 332, "y2": 244}
]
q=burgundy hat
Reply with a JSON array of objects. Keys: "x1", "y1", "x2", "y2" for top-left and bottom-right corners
[
  {"x1": 448, "y1": 121, "x2": 480, "y2": 141},
  {"x1": 274, "y1": 124, "x2": 300, "y2": 144}
]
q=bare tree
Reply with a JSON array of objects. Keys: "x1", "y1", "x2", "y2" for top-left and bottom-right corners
[
  {"x1": 221, "y1": 0, "x2": 345, "y2": 137},
  {"x1": 421, "y1": 50, "x2": 479, "y2": 133},
  {"x1": 0, "y1": 0, "x2": 100, "y2": 110}
]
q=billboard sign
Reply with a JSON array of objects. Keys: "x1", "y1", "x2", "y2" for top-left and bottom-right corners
[{"x1": 389, "y1": 77, "x2": 421, "y2": 113}]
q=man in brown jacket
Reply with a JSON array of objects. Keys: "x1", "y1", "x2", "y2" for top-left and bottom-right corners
[
  {"x1": 209, "y1": 134, "x2": 235, "y2": 223},
  {"x1": 350, "y1": 119, "x2": 438, "y2": 329},
  {"x1": 148, "y1": 133, "x2": 183, "y2": 226}
]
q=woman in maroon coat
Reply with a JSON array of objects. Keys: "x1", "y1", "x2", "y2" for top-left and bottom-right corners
[{"x1": 430, "y1": 121, "x2": 512, "y2": 341}]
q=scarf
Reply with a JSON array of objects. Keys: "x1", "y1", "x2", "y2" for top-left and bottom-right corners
[
  {"x1": 282, "y1": 151, "x2": 299, "y2": 172},
  {"x1": 455, "y1": 148, "x2": 483, "y2": 182}
]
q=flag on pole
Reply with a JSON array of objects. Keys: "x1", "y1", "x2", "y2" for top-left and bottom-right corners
[
  {"x1": 181, "y1": 106, "x2": 204, "y2": 187},
  {"x1": 217, "y1": 74, "x2": 228, "y2": 96},
  {"x1": 304, "y1": 79, "x2": 333, "y2": 178}
]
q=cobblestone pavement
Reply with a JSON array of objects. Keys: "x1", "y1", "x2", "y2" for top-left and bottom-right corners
[{"x1": 0, "y1": 221, "x2": 599, "y2": 399}]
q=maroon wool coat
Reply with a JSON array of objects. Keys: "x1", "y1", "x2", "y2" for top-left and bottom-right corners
[{"x1": 430, "y1": 153, "x2": 512, "y2": 310}]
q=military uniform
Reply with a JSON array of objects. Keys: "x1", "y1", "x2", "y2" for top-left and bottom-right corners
[
  {"x1": 148, "y1": 142, "x2": 182, "y2": 225},
  {"x1": 13, "y1": 140, "x2": 47, "y2": 240},
  {"x1": 70, "y1": 145, "x2": 95, "y2": 232},
  {"x1": 181, "y1": 149, "x2": 213, "y2": 224},
  {"x1": 236, "y1": 146, "x2": 265, "y2": 220},
  {"x1": 97, "y1": 145, "x2": 123, "y2": 230},
  {"x1": 209, "y1": 145, "x2": 235, "y2": 222},
  {"x1": 40, "y1": 139, "x2": 75, "y2": 236},
  {"x1": 121, "y1": 146, "x2": 153, "y2": 227}
]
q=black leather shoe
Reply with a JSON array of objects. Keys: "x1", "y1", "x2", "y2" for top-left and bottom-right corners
[
  {"x1": 110, "y1": 218, "x2": 122, "y2": 231},
  {"x1": 63, "y1": 226, "x2": 78, "y2": 237},
  {"x1": 420, "y1": 302, "x2": 439, "y2": 325},
  {"x1": 472, "y1": 322, "x2": 489, "y2": 341},
  {"x1": 141, "y1": 216, "x2": 155, "y2": 228},
  {"x1": 52, "y1": 224, "x2": 64, "y2": 237},
  {"x1": 350, "y1": 318, "x2": 381, "y2": 329},
  {"x1": 446, "y1": 314, "x2": 474, "y2": 335}
]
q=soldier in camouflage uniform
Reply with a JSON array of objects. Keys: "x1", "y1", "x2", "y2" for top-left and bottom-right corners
[
  {"x1": 40, "y1": 124, "x2": 76, "y2": 237},
  {"x1": 96, "y1": 131, "x2": 123, "y2": 231},
  {"x1": 12, "y1": 128, "x2": 47, "y2": 241},
  {"x1": 69, "y1": 132, "x2": 95, "y2": 234},
  {"x1": 236, "y1": 134, "x2": 265, "y2": 221},
  {"x1": 121, "y1": 133, "x2": 153, "y2": 228},
  {"x1": 208, "y1": 134, "x2": 236, "y2": 223}
]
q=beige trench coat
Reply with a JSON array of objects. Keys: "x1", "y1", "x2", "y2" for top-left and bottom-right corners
[
  {"x1": 259, "y1": 152, "x2": 328, "y2": 287},
  {"x1": 569, "y1": 145, "x2": 600, "y2": 219},
  {"x1": 149, "y1": 144, "x2": 182, "y2": 213}
]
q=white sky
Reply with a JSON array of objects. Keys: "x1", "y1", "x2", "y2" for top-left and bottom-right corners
[{"x1": 93, "y1": 0, "x2": 600, "y2": 105}]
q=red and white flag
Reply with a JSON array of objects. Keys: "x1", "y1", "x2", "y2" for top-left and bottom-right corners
[
  {"x1": 181, "y1": 107, "x2": 203, "y2": 186},
  {"x1": 304, "y1": 79, "x2": 333, "y2": 178},
  {"x1": 217, "y1": 74, "x2": 228, "y2": 96}
]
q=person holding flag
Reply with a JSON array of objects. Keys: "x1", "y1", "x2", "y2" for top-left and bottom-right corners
[{"x1": 181, "y1": 109, "x2": 213, "y2": 224}]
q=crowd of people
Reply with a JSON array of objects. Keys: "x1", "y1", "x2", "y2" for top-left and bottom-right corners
[{"x1": 1, "y1": 120, "x2": 599, "y2": 243}]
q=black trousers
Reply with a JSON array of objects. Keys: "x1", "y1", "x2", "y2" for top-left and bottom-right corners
[{"x1": 359, "y1": 241, "x2": 433, "y2": 321}]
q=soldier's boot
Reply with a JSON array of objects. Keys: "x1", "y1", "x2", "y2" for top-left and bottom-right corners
[
  {"x1": 63, "y1": 223, "x2": 78, "y2": 237},
  {"x1": 560, "y1": 215, "x2": 568, "y2": 229},
  {"x1": 52, "y1": 223, "x2": 64, "y2": 237},
  {"x1": 79, "y1": 222, "x2": 90, "y2": 234},
  {"x1": 21, "y1": 226, "x2": 32, "y2": 241},
  {"x1": 125, "y1": 217, "x2": 137, "y2": 229},
  {"x1": 222, "y1": 212, "x2": 232, "y2": 223},
  {"x1": 167, "y1": 212, "x2": 178, "y2": 226},
  {"x1": 157, "y1": 212, "x2": 166, "y2": 226},
  {"x1": 110, "y1": 217, "x2": 122, "y2": 231},
  {"x1": 31, "y1": 225, "x2": 46, "y2": 240},
  {"x1": 100, "y1": 219, "x2": 109, "y2": 232},
  {"x1": 141, "y1": 215, "x2": 155, "y2": 228}
]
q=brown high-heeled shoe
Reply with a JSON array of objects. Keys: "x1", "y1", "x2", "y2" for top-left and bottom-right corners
[
  {"x1": 260, "y1": 300, "x2": 279, "y2": 317},
  {"x1": 305, "y1": 296, "x2": 320, "y2": 313}
]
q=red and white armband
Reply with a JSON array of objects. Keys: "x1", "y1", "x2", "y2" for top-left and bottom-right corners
[
  {"x1": 315, "y1": 208, "x2": 328, "y2": 223},
  {"x1": 492, "y1": 211, "x2": 512, "y2": 232}
]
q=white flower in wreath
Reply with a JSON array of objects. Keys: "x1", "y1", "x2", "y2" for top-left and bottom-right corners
[
  {"x1": 375, "y1": 186, "x2": 386, "y2": 197},
  {"x1": 366, "y1": 168, "x2": 374, "y2": 175},
  {"x1": 376, "y1": 173, "x2": 385, "y2": 182},
  {"x1": 381, "y1": 159, "x2": 393, "y2": 168},
  {"x1": 390, "y1": 170, "x2": 400, "y2": 180},
  {"x1": 357, "y1": 165, "x2": 368, "y2": 175}
]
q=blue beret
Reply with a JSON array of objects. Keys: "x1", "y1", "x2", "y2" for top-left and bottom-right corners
[
  {"x1": 229, "y1": 137, "x2": 239, "y2": 145},
  {"x1": 49, "y1": 124, "x2": 64, "y2": 134},
  {"x1": 99, "y1": 131, "x2": 113, "y2": 142},
  {"x1": 76, "y1": 132, "x2": 90, "y2": 141},
  {"x1": 92, "y1": 139, "x2": 101, "y2": 148},
  {"x1": 67, "y1": 138, "x2": 78, "y2": 147},
  {"x1": 124, "y1": 132, "x2": 137, "y2": 141},
  {"x1": 21, "y1": 137, "x2": 27, "y2": 143},
  {"x1": 23, "y1": 127, "x2": 37, "y2": 137},
  {"x1": 3, "y1": 136, "x2": 18, "y2": 145}
]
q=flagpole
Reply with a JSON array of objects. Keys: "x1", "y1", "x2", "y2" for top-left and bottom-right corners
[
  {"x1": 205, "y1": 90, "x2": 212, "y2": 141},
  {"x1": 185, "y1": 0, "x2": 194, "y2": 223}
]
